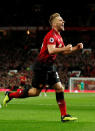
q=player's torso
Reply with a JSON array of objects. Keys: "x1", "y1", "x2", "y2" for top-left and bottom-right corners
[{"x1": 38, "y1": 29, "x2": 64, "y2": 63}]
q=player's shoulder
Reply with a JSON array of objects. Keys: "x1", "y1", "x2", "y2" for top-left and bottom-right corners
[{"x1": 46, "y1": 29, "x2": 56, "y2": 38}]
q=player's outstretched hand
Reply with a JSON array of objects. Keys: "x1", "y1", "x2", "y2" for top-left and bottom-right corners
[
  {"x1": 77, "y1": 43, "x2": 83, "y2": 49},
  {"x1": 65, "y1": 44, "x2": 72, "y2": 51}
]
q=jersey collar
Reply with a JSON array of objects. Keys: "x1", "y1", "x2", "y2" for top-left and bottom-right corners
[{"x1": 52, "y1": 28, "x2": 60, "y2": 36}]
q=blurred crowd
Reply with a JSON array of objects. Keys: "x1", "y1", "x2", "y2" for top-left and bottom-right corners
[
  {"x1": 56, "y1": 49, "x2": 95, "y2": 89},
  {"x1": 0, "y1": 47, "x2": 38, "y2": 89},
  {"x1": 0, "y1": 44, "x2": 95, "y2": 89}
]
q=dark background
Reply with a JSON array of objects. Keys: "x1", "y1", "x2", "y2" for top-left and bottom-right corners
[
  {"x1": 0, "y1": 0, "x2": 95, "y2": 27},
  {"x1": 0, "y1": 1, "x2": 95, "y2": 49}
]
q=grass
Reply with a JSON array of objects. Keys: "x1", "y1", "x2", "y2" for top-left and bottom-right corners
[{"x1": 0, "y1": 92, "x2": 95, "y2": 131}]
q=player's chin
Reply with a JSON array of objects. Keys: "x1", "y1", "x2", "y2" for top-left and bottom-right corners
[{"x1": 60, "y1": 26, "x2": 64, "y2": 31}]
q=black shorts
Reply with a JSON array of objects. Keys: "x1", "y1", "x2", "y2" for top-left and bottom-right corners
[{"x1": 32, "y1": 61, "x2": 60, "y2": 89}]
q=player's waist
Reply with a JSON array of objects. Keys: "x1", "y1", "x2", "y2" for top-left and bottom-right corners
[
  {"x1": 33, "y1": 60, "x2": 56, "y2": 72},
  {"x1": 38, "y1": 52, "x2": 56, "y2": 62}
]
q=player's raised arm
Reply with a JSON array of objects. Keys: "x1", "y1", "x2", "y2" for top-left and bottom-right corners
[
  {"x1": 47, "y1": 44, "x2": 72, "y2": 54},
  {"x1": 62, "y1": 43, "x2": 83, "y2": 54}
]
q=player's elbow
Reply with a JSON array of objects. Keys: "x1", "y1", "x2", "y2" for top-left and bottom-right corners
[
  {"x1": 48, "y1": 50, "x2": 54, "y2": 55},
  {"x1": 48, "y1": 49, "x2": 55, "y2": 55}
]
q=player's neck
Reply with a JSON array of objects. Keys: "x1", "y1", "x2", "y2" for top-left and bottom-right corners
[{"x1": 52, "y1": 27, "x2": 60, "y2": 35}]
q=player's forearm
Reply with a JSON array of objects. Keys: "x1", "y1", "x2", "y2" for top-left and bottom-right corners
[
  {"x1": 48, "y1": 47, "x2": 66, "y2": 54},
  {"x1": 63, "y1": 45, "x2": 79, "y2": 54},
  {"x1": 72, "y1": 45, "x2": 78, "y2": 52},
  {"x1": 62, "y1": 50, "x2": 72, "y2": 54},
  {"x1": 48, "y1": 45, "x2": 72, "y2": 54}
]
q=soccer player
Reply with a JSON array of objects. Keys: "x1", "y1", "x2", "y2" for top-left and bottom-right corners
[
  {"x1": 3, "y1": 13, "x2": 83, "y2": 122},
  {"x1": 4, "y1": 74, "x2": 30, "y2": 100}
]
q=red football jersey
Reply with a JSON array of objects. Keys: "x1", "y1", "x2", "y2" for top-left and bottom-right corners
[
  {"x1": 20, "y1": 76, "x2": 26, "y2": 84},
  {"x1": 38, "y1": 29, "x2": 65, "y2": 63}
]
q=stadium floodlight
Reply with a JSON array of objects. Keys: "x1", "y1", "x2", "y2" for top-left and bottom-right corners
[{"x1": 69, "y1": 77, "x2": 95, "y2": 93}]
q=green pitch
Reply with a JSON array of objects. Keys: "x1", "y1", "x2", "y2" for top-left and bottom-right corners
[{"x1": 0, "y1": 92, "x2": 95, "y2": 131}]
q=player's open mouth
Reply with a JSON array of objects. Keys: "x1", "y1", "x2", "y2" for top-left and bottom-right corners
[{"x1": 61, "y1": 24, "x2": 64, "y2": 29}]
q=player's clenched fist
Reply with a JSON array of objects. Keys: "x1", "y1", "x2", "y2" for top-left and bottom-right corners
[
  {"x1": 77, "y1": 43, "x2": 83, "y2": 49},
  {"x1": 65, "y1": 44, "x2": 72, "y2": 51}
]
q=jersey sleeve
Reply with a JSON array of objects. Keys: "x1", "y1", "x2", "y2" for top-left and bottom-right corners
[{"x1": 47, "y1": 35, "x2": 56, "y2": 45}]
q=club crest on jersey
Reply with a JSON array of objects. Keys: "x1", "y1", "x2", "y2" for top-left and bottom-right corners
[{"x1": 49, "y1": 37, "x2": 54, "y2": 43}]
